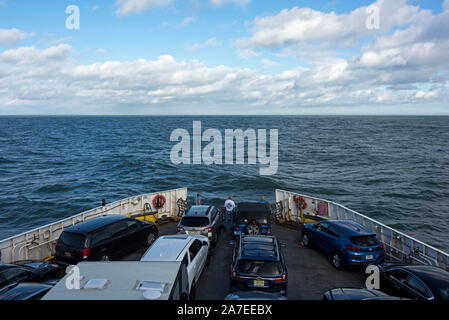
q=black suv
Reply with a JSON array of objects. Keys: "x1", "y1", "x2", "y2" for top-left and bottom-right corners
[
  {"x1": 230, "y1": 235, "x2": 287, "y2": 295},
  {"x1": 234, "y1": 202, "x2": 272, "y2": 237},
  {"x1": 55, "y1": 215, "x2": 158, "y2": 266}
]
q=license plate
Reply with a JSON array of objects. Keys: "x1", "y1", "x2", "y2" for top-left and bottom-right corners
[
  {"x1": 64, "y1": 251, "x2": 72, "y2": 257},
  {"x1": 365, "y1": 255, "x2": 374, "y2": 260},
  {"x1": 187, "y1": 231, "x2": 200, "y2": 235},
  {"x1": 253, "y1": 280, "x2": 265, "y2": 287}
]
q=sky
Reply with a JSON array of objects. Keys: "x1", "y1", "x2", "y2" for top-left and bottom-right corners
[{"x1": 0, "y1": 0, "x2": 449, "y2": 115}]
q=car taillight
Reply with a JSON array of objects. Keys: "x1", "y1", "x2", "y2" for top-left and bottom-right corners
[
  {"x1": 346, "y1": 245, "x2": 361, "y2": 251},
  {"x1": 231, "y1": 269, "x2": 243, "y2": 281},
  {"x1": 82, "y1": 248, "x2": 90, "y2": 259},
  {"x1": 235, "y1": 225, "x2": 240, "y2": 231},
  {"x1": 274, "y1": 272, "x2": 287, "y2": 282},
  {"x1": 378, "y1": 244, "x2": 384, "y2": 249},
  {"x1": 204, "y1": 226, "x2": 213, "y2": 232},
  {"x1": 267, "y1": 227, "x2": 271, "y2": 234},
  {"x1": 177, "y1": 227, "x2": 184, "y2": 232}
]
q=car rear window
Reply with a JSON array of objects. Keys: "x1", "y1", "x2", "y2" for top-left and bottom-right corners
[
  {"x1": 58, "y1": 232, "x2": 87, "y2": 248},
  {"x1": 236, "y1": 260, "x2": 281, "y2": 276},
  {"x1": 180, "y1": 217, "x2": 209, "y2": 227},
  {"x1": 350, "y1": 235, "x2": 379, "y2": 247}
]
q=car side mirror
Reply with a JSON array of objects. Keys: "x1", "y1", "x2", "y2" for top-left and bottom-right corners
[
  {"x1": 228, "y1": 240, "x2": 235, "y2": 246},
  {"x1": 181, "y1": 291, "x2": 189, "y2": 301}
]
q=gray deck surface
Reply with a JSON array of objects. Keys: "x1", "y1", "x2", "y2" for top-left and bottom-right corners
[{"x1": 121, "y1": 220, "x2": 366, "y2": 300}]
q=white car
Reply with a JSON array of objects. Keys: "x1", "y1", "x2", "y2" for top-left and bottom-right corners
[{"x1": 140, "y1": 234, "x2": 210, "y2": 298}]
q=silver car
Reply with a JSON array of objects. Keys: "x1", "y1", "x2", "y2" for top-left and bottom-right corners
[{"x1": 176, "y1": 205, "x2": 223, "y2": 246}]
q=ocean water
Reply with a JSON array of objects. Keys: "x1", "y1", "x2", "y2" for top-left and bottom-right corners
[{"x1": 0, "y1": 116, "x2": 448, "y2": 252}]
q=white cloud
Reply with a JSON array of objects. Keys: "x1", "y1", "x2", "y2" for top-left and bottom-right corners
[
  {"x1": 187, "y1": 37, "x2": 222, "y2": 51},
  {"x1": 235, "y1": 0, "x2": 425, "y2": 49},
  {"x1": 181, "y1": 16, "x2": 196, "y2": 27},
  {"x1": 261, "y1": 58, "x2": 280, "y2": 67},
  {"x1": 237, "y1": 48, "x2": 261, "y2": 59},
  {"x1": 0, "y1": 28, "x2": 29, "y2": 46},
  {"x1": 209, "y1": 0, "x2": 251, "y2": 6},
  {"x1": 96, "y1": 48, "x2": 108, "y2": 55},
  {"x1": 116, "y1": 0, "x2": 173, "y2": 16},
  {"x1": 0, "y1": 44, "x2": 73, "y2": 65}
]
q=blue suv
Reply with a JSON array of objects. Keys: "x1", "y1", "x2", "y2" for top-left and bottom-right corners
[{"x1": 301, "y1": 220, "x2": 384, "y2": 269}]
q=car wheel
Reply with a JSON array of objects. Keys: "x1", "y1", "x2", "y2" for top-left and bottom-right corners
[
  {"x1": 332, "y1": 252, "x2": 343, "y2": 269},
  {"x1": 302, "y1": 233, "x2": 310, "y2": 247},
  {"x1": 146, "y1": 231, "x2": 156, "y2": 246},
  {"x1": 246, "y1": 223, "x2": 260, "y2": 235},
  {"x1": 99, "y1": 253, "x2": 110, "y2": 261},
  {"x1": 189, "y1": 281, "x2": 196, "y2": 300}
]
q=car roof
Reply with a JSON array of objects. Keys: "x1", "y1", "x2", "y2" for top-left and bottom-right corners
[
  {"x1": 141, "y1": 235, "x2": 206, "y2": 261},
  {"x1": 0, "y1": 264, "x2": 32, "y2": 272},
  {"x1": 237, "y1": 202, "x2": 270, "y2": 213},
  {"x1": 184, "y1": 205, "x2": 212, "y2": 217},
  {"x1": 240, "y1": 236, "x2": 278, "y2": 261},
  {"x1": 64, "y1": 215, "x2": 129, "y2": 234},
  {"x1": 329, "y1": 288, "x2": 389, "y2": 300},
  {"x1": 393, "y1": 265, "x2": 449, "y2": 287},
  {"x1": 0, "y1": 283, "x2": 52, "y2": 300},
  {"x1": 326, "y1": 220, "x2": 375, "y2": 236}
]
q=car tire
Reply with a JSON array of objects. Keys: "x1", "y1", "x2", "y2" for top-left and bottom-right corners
[
  {"x1": 302, "y1": 232, "x2": 310, "y2": 247},
  {"x1": 146, "y1": 231, "x2": 157, "y2": 246},
  {"x1": 332, "y1": 252, "x2": 343, "y2": 269}
]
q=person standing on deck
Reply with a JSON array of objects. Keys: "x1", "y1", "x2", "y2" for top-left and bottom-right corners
[
  {"x1": 259, "y1": 196, "x2": 268, "y2": 205},
  {"x1": 195, "y1": 193, "x2": 202, "y2": 205},
  {"x1": 224, "y1": 196, "x2": 236, "y2": 229}
]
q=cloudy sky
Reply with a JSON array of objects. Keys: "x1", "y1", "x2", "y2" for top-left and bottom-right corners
[{"x1": 0, "y1": 0, "x2": 448, "y2": 115}]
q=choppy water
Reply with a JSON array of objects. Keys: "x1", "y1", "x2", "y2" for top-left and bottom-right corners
[{"x1": 0, "y1": 116, "x2": 448, "y2": 252}]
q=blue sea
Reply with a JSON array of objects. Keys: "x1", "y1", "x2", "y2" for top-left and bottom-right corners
[{"x1": 0, "y1": 116, "x2": 448, "y2": 252}]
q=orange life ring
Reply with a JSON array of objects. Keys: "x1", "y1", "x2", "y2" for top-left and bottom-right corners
[
  {"x1": 293, "y1": 195, "x2": 307, "y2": 210},
  {"x1": 153, "y1": 194, "x2": 166, "y2": 209}
]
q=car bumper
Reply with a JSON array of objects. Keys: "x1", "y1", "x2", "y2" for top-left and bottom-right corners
[
  {"x1": 231, "y1": 279, "x2": 287, "y2": 295},
  {"x1": 344, "y1": 255, "x2": 384, "y2": 266}
]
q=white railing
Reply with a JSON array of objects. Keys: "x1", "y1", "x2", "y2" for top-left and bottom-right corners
[
  {"x1": 0, "y1": 187, "x2": 188, "y2": 264},
  {"x1": 275, "y1": 189, "x2": 449, "y2": 271}
]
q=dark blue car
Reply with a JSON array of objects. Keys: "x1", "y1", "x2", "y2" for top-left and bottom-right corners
[{"x1": 301, "y1": 220, "x2": 384, "y2": 269}]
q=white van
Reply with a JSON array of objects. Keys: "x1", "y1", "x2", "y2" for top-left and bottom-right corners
[
  {"x1": 42, "y1": 261, "x2": 190, "y2": 300},
  {"x1": 140, "y1": 234, "x2": 210, "y2": 298}
]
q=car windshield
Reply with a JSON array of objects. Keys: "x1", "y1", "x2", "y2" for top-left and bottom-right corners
[
  {"x1": 180, "y1": 217, "x2": 209, "y2": 227},
  {"x1": 58, "y1": 232, "x2": 86, "y2": 248},
  {"x1": 350, "y1": 235, "x2": 379, "y2": 246},
  {"x1": 236, "y1": 260, "x2": 281, "y2": 276}
]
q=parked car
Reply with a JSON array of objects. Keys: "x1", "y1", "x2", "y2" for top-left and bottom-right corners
[
  {"x1": 378, "y1": 264, "x2": 449, "y2": 300},
  {"x1": 0, "y1": 282, "x2": 53, "y2": 300},
  {"x1": 323, "y1": 288, "x2": 407, "y2": 300},
  {"x1": 0, "y1": 262, "x2": 60, "y2": 291},
  {"x1": 55, "y1": 215, "x2": 158, "y2": 266},
  {"x1": 43, "y1": 261, "x2": 190, "y2": 300},
  {"x1": 233, "y1": 202, "x2": 272, "y2": 237},
  {"x1": 176, "y1": 205, "x2": 222, "y2": 246},
  {"x1": 301, "y1": 220, "x2": 385, "y2": 269},
  {"x1": 140, "y1": 234, "x2": 210, "y2": 299},
  {"x1": 230, "y1": 235, "x2": 287, "y2": 295},
  {"x1": 225, "y1": 290, "x2": 287, "y2": 300}
]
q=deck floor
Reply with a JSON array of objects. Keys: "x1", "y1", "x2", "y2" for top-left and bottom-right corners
[{"x1": 121, "y1": 221, "x2": 366, "y2": 300}]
